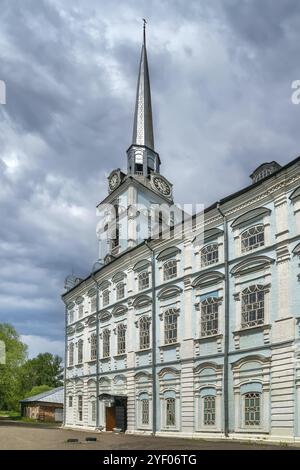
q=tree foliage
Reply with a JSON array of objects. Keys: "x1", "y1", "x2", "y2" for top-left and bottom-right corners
[
  {"x1": 0, "y1": 324, "x2": 27, "y2": 410},
  {"x1": 0, "y1": 323, "x2": 63, "y2": 410}
]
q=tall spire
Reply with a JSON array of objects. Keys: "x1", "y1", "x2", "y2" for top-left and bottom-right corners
[{"x1": 132, "y1": 19, "x2": 154, "y2": 150}]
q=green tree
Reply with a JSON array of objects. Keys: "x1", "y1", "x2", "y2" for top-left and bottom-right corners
[
  {"x1": 0, "y1": 323, "x2": 27, "y2": 410},
  {"x1": 23, "y1": 384, "x2": 53, "y2": 399},
  {"x1": 20, "y1": 352, "x2": 63, "y2": 392}
]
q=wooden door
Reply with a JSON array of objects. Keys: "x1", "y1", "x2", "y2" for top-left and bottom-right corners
[{"x1": 105, "y1": 406, "x2": 116, "y2": 431}]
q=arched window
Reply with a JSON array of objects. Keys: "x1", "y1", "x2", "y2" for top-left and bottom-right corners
[
  {"x1": 166, "y1": 397, "x2": 176, "y2": 426},
  {"x1": 241, "y1": 285, "x2": 265, "y2": 328},
  {"x1": 117, "y1": 324, "x2": 126, "y2": 355},
  {"x1": 90, "y1": 333, "x2": 97, "y2": 360},
  {"x1": 201, "y1": 244, "x2": 219, "y2": 267},
  {"x1": 244, "y1": 392, "x2": 261, "y2": 426},
  {"x1": 102, "y1": 329, "x2": 110, "y2": 358},
  {"x1": 164, "y1": 309, "x2": 178, "y2": 345},
  {"x1": 116, "y1": 282, "x2": 125, "y2": 301},
  {"x1": 68, "y1": 343, "x2": 74, "y2": 366},
  {"x1": 203, "y1": 396, "x2": 216, "y2": 425},
  {"x1": 139, "y1": 316, "x2": 150, "y2": 350},
  {"x1": 163, "y1": 259, "x2": 177, "y2": 281},
  {"x1": 78, "y1": 304, "x2": 84, "y2": 319},
  {"x1": 138, "y1": 271, "x2": 150, "y2": 291},
  {"x1": 201, "y1": 297, "x2": 219, "y2": 336},
  {"x1": 241, "y1": 225, "x2": 264, "y2": 253},
  {"x1": 77, "y1": 339, "x2": 83, "y2": 364},
  {"x1": 102, "y1": 289, "x2": 110, "y2": 307}
]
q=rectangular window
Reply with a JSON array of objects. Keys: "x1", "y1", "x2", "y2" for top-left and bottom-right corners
[
  {"x1": 69, "y1": 343, "x2": 74, "y2": 366},
  {"x1": 78, "y1": 304, "x2": 84, "y2": 318},
  {"x1": 201, "y1": 298, "x2": 219, "y2": 336},
  {"x1": 164, "y1": 309, "x2": 178, "y2": 345},
  {"x1": 203, "y1": 396, "x2": 215, "y2": 425},
  {"x1": 241, "y1": 285, "x2": 265, "y2": 328},
  {"x1": 102, "y1": 290, "x2": 110, "y2": 307},
  {"x1": 78, "y1": 395, "x2": 83, "y2": 421},
  {"x1": 141, "y1": 399, "x2": 149, "y2": 425},
  {"x1": 90, "y1": 333, "x2": 97, "y2": 360},
  {"x1": 138, "y1": 271, "x2": 150, "y2": 291},
  {"x1": 244, "y1": 392, "x2": 260, "y2": 426},
  {"x1": 166, "y1": 398, "x2": 176, "y2": 426},
  {"x1": 78, "y1": 339, "x2": 83, "y2": 364},
  {"x1": 69, "y1": 310, "x2": 74, "y2": 324},
  {"x1": 102, "y1": 329, "x2": 110, "y2": 358},
  {"x1": 68, "y1": 396, "x2": 73, "y2": 407},
  {"x1": 92, "y1": 401, "x2": 96, "y2": 422},
  {"x1": 163, "y1": 260, "x2": 177, "y2": 281},
  {"x1": 117, "y1": 324, "x2": 126, "y2": 355},
  {"x1": 90, "y1": 296, "x2": 97, "y2": 313},
  {"x1": 139, "y1": 317, "x2": 150, "y2": 350},
  {"x1": 116, "y1": 283, "x2": 125, "y2": 300}
]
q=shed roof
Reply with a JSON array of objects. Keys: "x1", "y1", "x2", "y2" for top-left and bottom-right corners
[{"x1": 20, "y1": 386, "x2": 64, "y2": 404}]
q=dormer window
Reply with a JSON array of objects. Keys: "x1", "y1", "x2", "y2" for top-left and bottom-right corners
[
  {"x1": 250, "y1": 161, "x2": 281, "y2": 184},
  {"x1": 241, "y1": 225, "x2": 264, "y2": 253}
]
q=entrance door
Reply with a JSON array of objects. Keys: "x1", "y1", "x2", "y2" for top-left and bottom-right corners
[{"x1": 105, "y1": 406, "x2": 116, "y2": 431}]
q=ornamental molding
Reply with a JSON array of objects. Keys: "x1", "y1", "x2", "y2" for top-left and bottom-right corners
[
  {"x1": 157, "y1": 285, "x2": 182, "y2": 300},
  {"x1": 230, "y1": 255, "x2": 275, "y2": 277},
  {"x1": 196, "y1": 173, "x2": 300, "y2": 230}
]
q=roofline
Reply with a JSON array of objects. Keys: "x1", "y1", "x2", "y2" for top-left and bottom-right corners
[{"x1": 62, "y1": 154, "x2": 300, "y2": 299}]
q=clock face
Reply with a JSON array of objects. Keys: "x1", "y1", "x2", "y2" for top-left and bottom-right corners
[
  {"x1": 109, "y1": 173, "x2": 119, "y2": 191},
  {"x1": 153, "y1": 177, "x2": 171, "y2": 196}
]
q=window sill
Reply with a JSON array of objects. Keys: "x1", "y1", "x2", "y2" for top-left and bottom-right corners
[
  {"x1": 113, "y1": 353, "x2": 126, "y2": 359},
  {"x1": 233, "y1": 324, "x2": 271, "y2": 336},
  {"x1": 136, "y1": 348, "x2": 151, "y2": 353},
  {"x1": 99, "y1": 357, "x2": 110, "y2": 362},
  {"x1": 195, "y1": 334, "x2": 223, "y2": 343},
  {"x1": 87, "y1": 359, "x2": 97, "y2": 364},
  {"x1": 75, "y1": 363, "x2": 83, "y2": 367},
  {"x1": 159, "y1": 342, "x2": 180, "y2": 350}
]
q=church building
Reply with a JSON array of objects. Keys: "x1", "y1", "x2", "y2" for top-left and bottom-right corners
[{"x1": 62, "y1": 25, "x2": 300, "y2": 443}]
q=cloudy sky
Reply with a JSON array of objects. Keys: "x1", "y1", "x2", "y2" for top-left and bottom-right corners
[{"x1": 1, "y1": 0, "x2": 300, "y2": 358}]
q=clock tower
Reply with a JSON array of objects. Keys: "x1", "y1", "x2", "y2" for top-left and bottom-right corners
[{"x1": 97, "y1": 22, "x2": 174, "y2": 263}]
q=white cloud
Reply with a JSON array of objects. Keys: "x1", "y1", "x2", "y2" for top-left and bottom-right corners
[{"x1": 21, "y1": 334, "x2": 64, "y2": 359}]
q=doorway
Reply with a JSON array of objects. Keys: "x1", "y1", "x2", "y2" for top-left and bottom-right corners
[{"x1": 105, "y1": 406, "x2": 116, "y2": 431}]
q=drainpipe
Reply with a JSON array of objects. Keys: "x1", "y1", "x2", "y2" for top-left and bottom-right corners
[
  {"x1": 217, "y1": 202, "x2": 229, "y2": 438},
  {"x1": 145, "y1": 241, "x2": 157, "y2": 436},
  {"x1": 91, "y1": 273, "x2": 100, "y2": 429},
  {"x1": 63, "y1": 302, "x2": 68, "y2": 427}
]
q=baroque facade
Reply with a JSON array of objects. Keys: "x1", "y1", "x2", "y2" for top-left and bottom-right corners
[{"x1": 62, "y1": 27, "x2": 300, "y2": 442}]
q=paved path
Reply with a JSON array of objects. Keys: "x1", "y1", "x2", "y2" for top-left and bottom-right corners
[{"x1": 0, "y1": 421, "x2": 296, "y2": 450}]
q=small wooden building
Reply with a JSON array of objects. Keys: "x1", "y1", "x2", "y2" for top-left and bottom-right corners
[{"x1": 20, "y1": 387, "x2": 64, "y2": 422}]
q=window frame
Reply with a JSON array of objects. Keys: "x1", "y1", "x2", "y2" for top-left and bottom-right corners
[
  {"x1": 241, "y1": 224, "x2": 265, "y2": 253},
  {"x1": 68, "y1": 343, "x2": 74, "y2": 367},
  {"x1": 102, "y1": 289, "x2": 110, "y2": 307},
  {"x1": 139, "y1": 316, "x2": 151, "y2": 350},
  {"x1": 78, "y1": 395, "x2": 83, "y2": 422},
  {"x1": 116, "y1": 282, "x2": 125, "y2": 301},
  {"x1": 102, "y1": 329, "x2": 110, "y2": 358},
  {"x1": 200, "y1": 297, "x2": 219, "y2": 337},
  {"x1": 138, "y1": 270, "x2": 150, "y2": 291},
  {"x1": 90, "y1": 333, "x2": 97, "y2": 361},
  {"x1": 77, "y1": 339, "x2": 84, "y2": 364},
  {"x1": 164, "y1": 308, "x2": 179, "y2": 345},
  {"x1": 241, "y1": 285, "x2": 265, "y2": 329},
  {"x1": 244, "y1": 392, "x2": 261, "y2": 427},
  {"x1": 163, "y1": 259, "x2": 177, "y2": 282},
  {"x1": 201, "y1": 243, "x2": 219, "y2": 267},
  {"x1": 203, "y1": 395, "x2": 216, "y2": 426},
  {"x1": 117, "y1": 323, "x2": 126, "y2": 355}
]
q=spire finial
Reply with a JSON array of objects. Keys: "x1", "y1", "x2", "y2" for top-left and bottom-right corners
[{"x1": 142, "y1": 18, "x2": 147, "y2": 46}]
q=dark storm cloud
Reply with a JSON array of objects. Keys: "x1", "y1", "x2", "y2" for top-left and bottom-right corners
[{"x1": 0, "y1": 0, "x2": 300, "y2": 356}]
